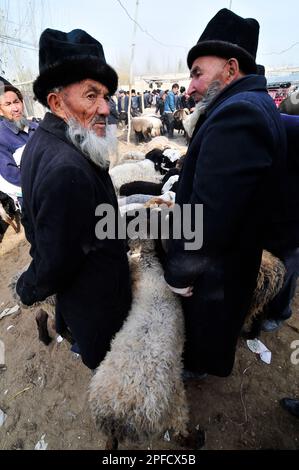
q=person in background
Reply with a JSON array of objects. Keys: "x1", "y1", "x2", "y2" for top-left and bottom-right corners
[
  {"x1": 0, "y1": 80, "x2": 38, "y2": 207},
  {"x1": 177, "y1": 86, "x2": 188, "y2": 109},
  {"x1": 130, "y1": 89, "x2": 141, "y2": 116},
  {"x1": 163, "y1": 83, "x2": 179, "y2": 138},
  {"x1": 256, "y1": 65, "x2": 299, "y2": 332},
  {"x1": 107, "y1": 95, "x2": 119, "y2": 168},
  {"x1": 117, "y1": 89, "x2": 129, "y2": 126}
]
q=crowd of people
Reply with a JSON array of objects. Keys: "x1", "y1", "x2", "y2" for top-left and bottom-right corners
[
  {"x1": 114, "y1": 85, "x2": 195, "y2": 138},
  {"x1": 0, "y1": 8, "x2": 298, "y2": 420}
]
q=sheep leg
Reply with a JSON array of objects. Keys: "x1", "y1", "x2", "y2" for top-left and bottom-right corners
[
  {"x1": 14, "y1": 212, "x2": 21, "y2": 233},
  {"x1": 134, "y1": 131, "x2": 142, "y2": 144},
  {"x1": 9, "y1": 219, "x2": 19, "y2": 233},
  {"x1": 35, "y1": 309, "x2": 52, "y2": 345},
  {"x1": 0, "y1": 203, "x2": 18, "y2": 232},
  {"x1": 242, "y1": 313, "x2": 264, "y2": 339}
]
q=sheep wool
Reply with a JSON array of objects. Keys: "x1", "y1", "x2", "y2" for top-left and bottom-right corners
[
  {"x1": 89, "y1": 238, "x2": 189, "y2": 444},
  {"x1": 243, "y1": 250, "x2": 286, "y2": 337}
]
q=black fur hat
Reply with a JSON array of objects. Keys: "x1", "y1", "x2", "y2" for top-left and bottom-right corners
[
  {"x1": 187, "y1": 8, "x2": 259, "y2": 74},
  {"x1": 33, "y1": 28, "x2": 118, "y2": 107},
  {"x1": 256, "y1": 64, "x2": 265, "y2": 76}
]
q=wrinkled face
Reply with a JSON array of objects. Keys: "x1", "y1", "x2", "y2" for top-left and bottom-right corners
[
  {"x1": 57, "y1": 79, "x2": 110, "y2": 137},
  {"x1": 187, "y1": 56, "x2": 229, "y2": 103},
  {"x1": 0, "y1": 91, "x2": 24, "y2": 121}
]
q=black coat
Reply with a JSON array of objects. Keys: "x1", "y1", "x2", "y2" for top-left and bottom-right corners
[
  {"x1": 17, "y1": 113, "x2": 131, "y2": 369},
  {"x1": 265, "y1": 113, "x2": 299, "y2": 252},
  {"x1": 165, "y1": 75, "x2": 287, "y2": 376}
]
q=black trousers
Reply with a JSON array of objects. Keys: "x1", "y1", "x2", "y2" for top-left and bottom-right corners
[{"x1": 163, "y1": 112, "x2": 175, "y2": 137}]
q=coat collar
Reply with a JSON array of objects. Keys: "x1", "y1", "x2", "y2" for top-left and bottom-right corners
[
  {"x1": 39, "y1": 112, "x2": 70, "y2": 144},
  {"x1": 39, "y1": 112, "x2": 110, "y2": 172},
  {"x1": 190, "y1": 75, "x2": 267, "y2": 142},
  {"x1": 205, "y1": 74, "x2": 267, "y2": 117}
]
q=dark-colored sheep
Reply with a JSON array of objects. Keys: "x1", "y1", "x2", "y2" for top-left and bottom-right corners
[{"x1": 119, "y1": 168, "x2": 180, "y2": 197}]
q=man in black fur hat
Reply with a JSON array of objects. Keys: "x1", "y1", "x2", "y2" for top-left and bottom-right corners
[
  {"x1": 16, "y1": 28, "x2": 132, "y2": 370},
  {"x1": 164, "y1": 9, "x2": 287, "y2": 377}
]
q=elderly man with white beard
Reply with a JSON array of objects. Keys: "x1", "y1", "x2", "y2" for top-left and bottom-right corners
[{"x1": 16, "y1": 28, "x2": 132, "y2": 370}]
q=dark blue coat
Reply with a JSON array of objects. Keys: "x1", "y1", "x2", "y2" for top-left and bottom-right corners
[
  {"x1": 0, "y1": 119, "x2": 37, "y2": 185},
  {"x1": 165, "y1": 75, "x2": 287, "y2": 376},
  {"x1": 266, "y1": 113, "x2": 299, "y2": 251},
  {"x1": 16, "y1": 113, "x2": 131, "y2": 369},
  {"x1": 117, "y1": 95, "x2": 129, "y2": 113}
]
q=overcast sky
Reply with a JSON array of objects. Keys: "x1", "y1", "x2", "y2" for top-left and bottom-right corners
[{"x1": 1, "y1": 0, "x2": 299, "y2": 80}]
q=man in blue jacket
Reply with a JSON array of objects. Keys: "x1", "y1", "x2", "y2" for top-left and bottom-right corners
[
  {"x1": 16, "y1": 28, "x2": 132, "y2": 370},
  {"x1": 163, "y1": 83, "x2": 179, "y2": 138},
  {"x1": 262, "y1": 112, "x2": 299, "y2": 331},
  {"x1": 0, "y1": 82, "x2": 38, "y2": 205},
  {"x1": 164, "y1": 9, "x2": 287, "y2": 377},
  {"x1": 255, "y1": 65, "x2": 299, "y2": 332}
]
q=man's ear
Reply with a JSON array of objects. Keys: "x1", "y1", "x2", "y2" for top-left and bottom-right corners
[
  {"x1": 225, "y1": 58, "x2": 241, "y2": 83},
  {"x1": 47, "y1": 92, "x2": 65, "y2": 118}
]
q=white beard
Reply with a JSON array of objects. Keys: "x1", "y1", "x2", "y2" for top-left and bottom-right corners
[
  {"x1": 183, "y1": 80, "x2": 223, "y2": 138},
  {"x1": 66, "y1": 118, "x2": 117, "y2": 170},
  {"x1": 13, "y1": 116, "x2": 28, "y2": 131}
]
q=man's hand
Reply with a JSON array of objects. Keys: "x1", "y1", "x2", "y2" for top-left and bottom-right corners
[{"x1": 166, "y1": 283, "x2": 194, "y2": 297}]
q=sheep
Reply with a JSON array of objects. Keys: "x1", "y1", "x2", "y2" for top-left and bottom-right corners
[
  {"x1": 0, "y1": 193, "x2": 21, "y2": 238},
  {"x1": 89, "y1": 237, "x2": 189, "y2": 447},
  {"x1": 131, "y1": 115, "x2": 163, "y2": 144},
  {"x1": 144, "y1": 136, "x2": 185, "y2": 154},
  {"x1": 110, "y1": 159, "x2": 161, "y2": 195},
  {"x1": 118, "y1": 151, "x2": 145, "y2": 164},
  {"x1": 119, "y1": 168, "x2": 180, "y2": 197},
  {"x1": 109, "y1": 149, "x2": 176, "y2": 194},
  {"x1": 173, "y1": 108, "x2": 190, "y2": 135},
  {"x1": 119, "y1": 181, "x2": 162, "y2": 197},
  {"x1": 243, "y1": 250, "x2": 286, "y2": 338},
  {"x1": 145, "y1": 136, "x2": 170, "y2": 153}
]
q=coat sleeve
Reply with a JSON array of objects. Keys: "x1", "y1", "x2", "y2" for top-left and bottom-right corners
[
  {"x1": 165, "y1": 100, "x2": 275, "y2": 288},
  {"x1": 0, "y1": 143, "x2": 21, "y2": 186},
  {"x1": 17, "y1": 165, "x2": 96, "y2": 304}
]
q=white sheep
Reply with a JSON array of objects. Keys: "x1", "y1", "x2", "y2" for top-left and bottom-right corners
[
  {"x1": 132, "y1": 116, "x2": 163, "y2": 143},
  {"x1": 89, "y1": 237, "x2": 189, "y2": 446},
  {"x1": 109, "y1": 159, "x2": 162, "y2": 195}
]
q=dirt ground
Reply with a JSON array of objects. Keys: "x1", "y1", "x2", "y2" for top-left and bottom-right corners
[{"x1": 0, "y1": 132, "x2": 299, "y2": 451}]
